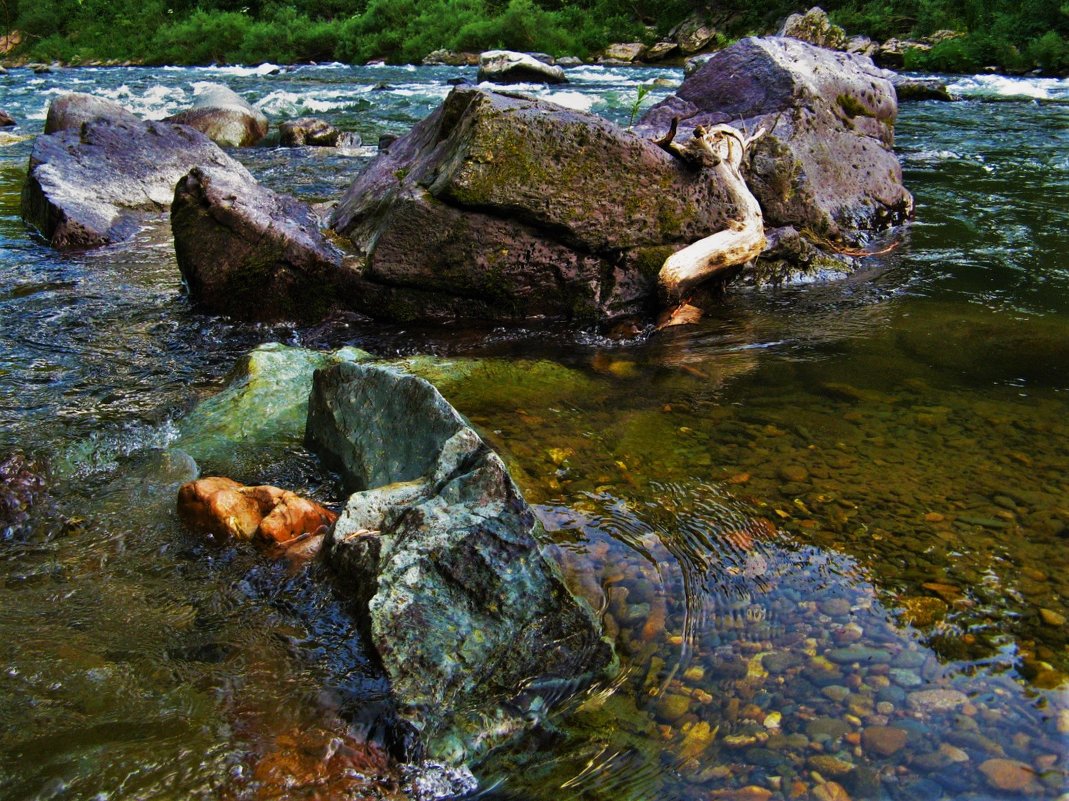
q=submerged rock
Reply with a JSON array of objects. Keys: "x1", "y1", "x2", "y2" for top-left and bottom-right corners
[
  {"x1": 44, "y1": 92, "x2": 139, "y2": 134},
  {"x1": 477, "y1": 50, "x2": 567, "y2": 84},
  {"x1": 639, "y1": 36, "x2": 913, "y2": 249},
  {"x1": 174, "y1": 342, "x2": 370, "y2": 468},
  {"x1": 171, "y1": 163, "x2": 351, "y2": 320},
  {"x1": 165, "y1": 83, "x2": 268, "y2": 147},
  {"x1": 22, "y1": 116, "x2": 251, "y2": 249},
  {"x1": 178, "y1": 475, "x2": 336, "y2": 545},
  {"x1": 0, "y1": 453, "x2": 48, "y2": 541},
  {"x1": 0, "y1": 110, "x2": 15, "y2": 127},
  {"x1": 306, "y1": 361, "x2": 615, "y2": 759},
  {"x1": 329, "y1": 86, "x2": 739, "y2": 323}
]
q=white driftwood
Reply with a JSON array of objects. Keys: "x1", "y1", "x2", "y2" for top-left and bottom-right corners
[{"x1": 659, "y1": 124, "x2": 767, "y2": 302}]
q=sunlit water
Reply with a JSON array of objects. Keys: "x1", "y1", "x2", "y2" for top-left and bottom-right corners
[{"x1": 0, "y1": 64, "x2": 1066, "y2": 800}]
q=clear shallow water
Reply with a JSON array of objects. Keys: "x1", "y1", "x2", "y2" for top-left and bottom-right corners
[{"x1": 0, "y1": 64, "x2": 1067, "y2": 800}]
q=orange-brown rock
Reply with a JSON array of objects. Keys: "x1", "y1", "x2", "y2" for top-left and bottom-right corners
[
  {"x1": 177, "y1": 477, "x2": 337, "y2": 544},
  {"x1": 978, "y1": 758, "x2": 1037, "y2": 792}
]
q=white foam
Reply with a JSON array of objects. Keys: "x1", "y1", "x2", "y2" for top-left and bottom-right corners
[
  {"x1": 196, "y1": 62, "x2": 283, "y2": 77},
  {"x1": 536, "y1": 90, "x2": 595, "y2": 112},
  {"x1": 254, "y1": 88, "x2": 374, "y2": 116},
  {"x1": 946, "y1": 74, "x2": 1069, "y2": 101}
]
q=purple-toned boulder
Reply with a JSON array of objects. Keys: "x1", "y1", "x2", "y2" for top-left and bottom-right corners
[
  {"x1": 22, "y1": 116, "x2": 250, "y2": 249},
  {"x1": 43, "y1": 93, "x2": 139, "y2": 134},
  {"x1": 172, "y1": 163, "x2": 352, "y2": 321},
  {"x1": 328, "y1": 86, "x2": 741, "y2": 324},
  {"x1": 639, "y1": 36, "x2": 913, "y2": 245},
  {"x1": 165, "y1": 83, "x2": 268, "y2": 148}
]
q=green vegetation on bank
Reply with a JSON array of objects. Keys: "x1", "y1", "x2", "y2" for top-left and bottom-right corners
[{"x1": 3, "y1": 0, "x2": 1067, "y2": 74}]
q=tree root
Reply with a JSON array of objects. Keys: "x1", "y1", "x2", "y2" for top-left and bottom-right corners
[{"x1": 656, "y1": 123, "x2": 767, "y2": 304}]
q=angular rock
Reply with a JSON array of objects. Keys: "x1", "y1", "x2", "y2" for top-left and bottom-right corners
[
  {"x1": 329, "y1": 87, "x2": 739, "y2": 323},
  {"x1": 875, "y1": 38, "x2": 928, "y2": 69},
  {"x1": 422, "y1": 49, "x2": 480, "y2": 66},
  {"x1": 171, "y1": 163, "x2": 351, "y2": 320},
  {"x1": 279, "y1": 117, "x2": 360, "y2": 147},
  {"x1": 847, "y1": 35, "x2": 878, "y2": 58},
  {"x1": 0, "y1": 110, "x2": 14, "y2": 128},
  {"x1": 645, "y1": 41, "x2": 681, "y2": 62},
  {"x1": 891, "y1": 75, "x2": 952, "y2": 102},
  {"x1": 44, "y1": 93, "x2": 139, "y2": 134},
  {"x1": 602, "y1": 43, "x2": 646, "y2": 62},
  {"x1": 777, "y1": 7, "x2": 848, "y2": 51},
  {"x1": 165, "y1": 83, "x2": 268, "y2": 147},
  {"x1": 22, "y1": 117, "x2": 250, "y2": 249},
  {"x1": 306, "y1": 361, "x2": 614, "y2": 759},
  {"x1": 177, "y1": 476, "x2": 337, "y2": 543},
  {"x1": 477, "y1": 50, "x2": 567, "y2": 84},
  {"x1": 672, "y1": 14, "x2": 718, "y2": 54},
  {"x1": 639, "y1": 36, "x2": 913, "y2": 246}
]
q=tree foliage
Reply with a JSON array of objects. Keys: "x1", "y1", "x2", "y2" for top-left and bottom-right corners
[{"x1": 3, "y1": 0, "x2": 1067, "y2": 73}]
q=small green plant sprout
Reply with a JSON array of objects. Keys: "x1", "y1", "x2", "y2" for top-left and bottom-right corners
[{"x1": 628, "y1": 83, "x2": 653, "y2": 130}]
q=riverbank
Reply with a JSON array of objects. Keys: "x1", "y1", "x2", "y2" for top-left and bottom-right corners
[{"x1": 2, "y1": 1, "x2": 1067, "y2": 77}]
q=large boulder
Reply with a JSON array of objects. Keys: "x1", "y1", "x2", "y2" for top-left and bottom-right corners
[
  {"x1": 165, "y1": 83, "x2": 268, "y2": 147},
  {"x1": 43, "y1": 92, "x2": 139, "y2": 134},
  {"x1": 22, "y1": 117, "x2": 251, "y2": 249},
  {"x1": 328, "y1": 86, "x2": 741, "y2": 323},
  {"x1": 639, "y1": 36, "x2": 913, "y2": 245},
  {"x1": 306, "y1": 361, "x2": 615, "y2": 760},
  {"x1": 477, "y1": 50, "x2": 566, "y2": 84},
  {"x1": 777, "y1": 7, "x2": 848, "y2": 51},
  {"x1": 171, "y1": 163, "x2": 352, "y2": 320}
]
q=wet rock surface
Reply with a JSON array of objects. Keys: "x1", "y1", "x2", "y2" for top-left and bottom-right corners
[
  {"x1": 0, "y1": 453, "x2": 48, "y2": 541},
  {"x1": 22, "y1": 113, "x2": 250, "y2": 249},
  {"x1": 279, "y1": 116, "x2": 361, "y2": 147},
  {"x1": 477, "y1": 50, "x2": 567, "y2": 84},
  {"x1": 164, "y1": 82, "x2": 268, "y2": 147},
  {"x1": 171, "y1": 163, "x2": 352, "y2": 320},
  {"x1": 329, "y1": 86, "x2": 740, "y2": 323},
  {"x1": 639, "y1": 36, "x2": 914, "y2": 247},
  {"x1": 43, "y1": 92, "x2": 139, "y2": 134},
  {"x1": 306, "y1": 361, "x2": 614, "y2": 759},
  {"x1": 177, "y1": 475, "x2": 336, "y2": 545}
]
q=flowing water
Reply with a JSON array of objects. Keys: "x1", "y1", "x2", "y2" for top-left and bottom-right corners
[{"x1": 0, "y1": 63, "x2": 1067, "y2": 800}]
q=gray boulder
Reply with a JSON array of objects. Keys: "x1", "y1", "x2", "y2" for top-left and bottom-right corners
[
  {"x1": 306, "y1": 361, "x2": 614, "y2": 760},
  {"x1": 477, "y1": 50, "x2": 567, "y2": 84},
  {"x1": 422, "y1": 49, "x2": 480, "y2": 66},
  {"x1": 43, "y1": 93, "x2": 139, "y2": 134},
  {"x1": 777, "y1": 6, "x2": 848, "y2": 51},
  {"x1": 891, "y1": 75, "x2": 953, "y2": 102},
  {"x1": 165, "y1": 83, "x2": 268, "y2": 147},
  {"x1": 328, "y1": 86, "x2": 741, "y2": 323},
  {"x1": 279, "y1": 117, "x2": 361, "y2": 147},
  {"x1": 645, "y1": 41, "x2": 681, "y2": 62},
  {"x1": 601, "y1": 43, "x2": 646, "y2": 63},
  {"x1": 171, "y1": 163, "x2": 351, "y2": 320},
  {"x1": 639, "y1": 36, "x2": 913, "y2": 245},
  {"x1": 671, "y1": 14, "x2": 718, "y2": 54},
  {"x1": 22, "y1": 118, "x2": 250, "y2": 249}
]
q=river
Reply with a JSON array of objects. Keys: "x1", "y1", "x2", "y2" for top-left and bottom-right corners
[{"x1": 0, "y1": 62, "x2": 1067, "y2": 800}]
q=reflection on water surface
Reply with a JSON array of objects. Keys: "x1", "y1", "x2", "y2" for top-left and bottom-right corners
[{"x1": 0, "y1": 64, "x2": 1066, "y2": 800}]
